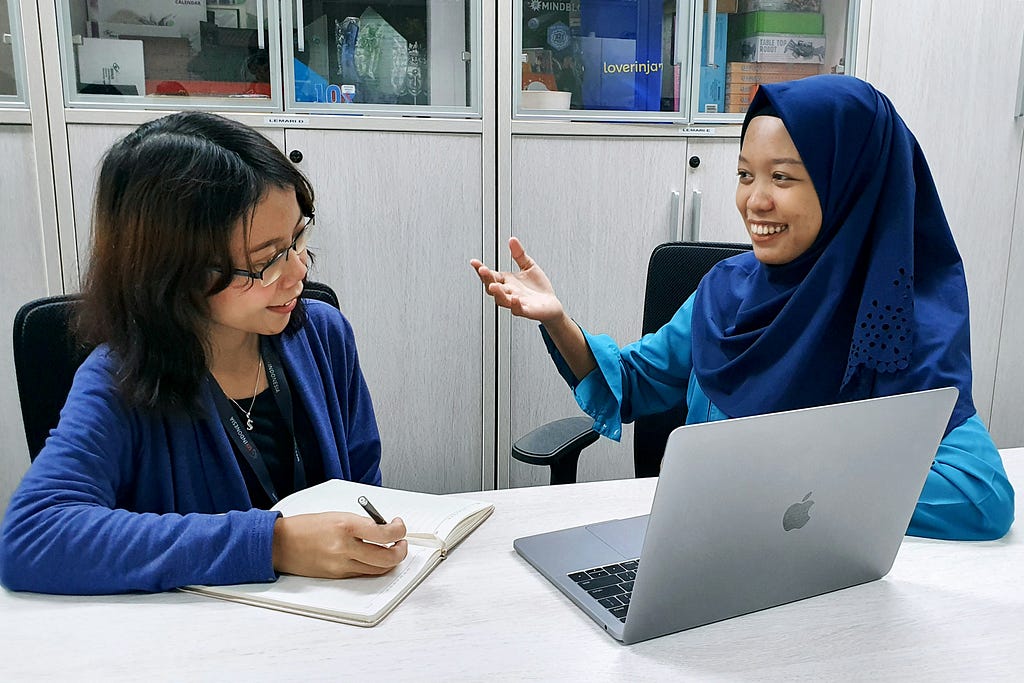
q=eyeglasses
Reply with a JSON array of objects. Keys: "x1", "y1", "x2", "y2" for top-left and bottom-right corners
[{"x1": 229, "y1": 215, "x2": 314, "y2": 287}]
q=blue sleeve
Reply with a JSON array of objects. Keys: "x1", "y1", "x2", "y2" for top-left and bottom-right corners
[
  {"x1": 319, "y1": 305, "x2": 382, "y2": 486},
  {"x1": 541, "y1": 294, "x2": 696, "y2": 442},
  {"x1": 0, "y1": 353, "x2": 279, "y2": 595},
  {"x1": 907, "y1": 413, "x2": 1014, "y2": 540}
]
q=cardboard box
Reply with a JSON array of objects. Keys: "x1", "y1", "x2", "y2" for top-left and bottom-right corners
[
  {"x1": 736, "y1": 34, "x2": 826, "y2": 63},
  {"x1": 726, "y1": 90, "x2": 757, "y2": 106},
  {"x1": 738, "y1": 0, "x2": 821, "y2": 11},
  {"x1": 726, "y1": 61, "x2": 823, "y2": 75},
  {"x1": 726, "y1": 82, "x2": 760, "y2": 96},
  {"x1": 726, "y1": 72, "x2": 820, "y2": 86},
  {"x1": 118, "y1": 35, "x2": 191, "y2": 82},
  {"x1": 730, "y1": 11, "x2": 824, "y2": 39},
  {"x1": 704, "y1": 0, "x2": 740, "y2": 12}
]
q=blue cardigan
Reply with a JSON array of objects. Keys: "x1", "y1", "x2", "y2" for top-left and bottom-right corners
[
  {"x1": 543, "y1": 295, "x2": 1014, "y2": 541},
  {"x1": 0, "y1": 301, "x2": 382, "y2": 594}
]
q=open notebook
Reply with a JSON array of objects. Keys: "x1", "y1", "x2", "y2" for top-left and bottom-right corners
[{"x1": 182, "y1": 479, "x2": 494, "y2": 626}]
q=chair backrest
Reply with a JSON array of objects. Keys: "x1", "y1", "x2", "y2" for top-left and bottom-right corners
[
  {"x1": 632, "y1": 241, "x2": 752, "y2": 477},
  {"x1": 13, "y1": 295, "x2": 90, "y2": 462},
  {"x1": 12, "y1": 281, "x2": 341, "y2": 462}
]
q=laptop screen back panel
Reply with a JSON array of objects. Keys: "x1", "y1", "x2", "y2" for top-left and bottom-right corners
[{"x1": 622, "y1": 388, "x2": 956, "y2": 644}]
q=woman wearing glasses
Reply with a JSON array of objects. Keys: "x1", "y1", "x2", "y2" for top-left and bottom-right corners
[{"x1": 0, "y1": 112, "x2": 407, "y2": 594}]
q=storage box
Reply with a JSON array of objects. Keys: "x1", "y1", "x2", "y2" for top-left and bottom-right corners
[
  {"x1": 730, "y1": 11, "x2": 824, "y2": 39},
  {"x1": 726, "y1": 70, "x2": 821, "y2": 85},
  {"x1": 699, "y1": 65, "x2": 725, "y2": 113},
  {"x1": 738, "y1": 0, "x2": 821, "y2": 11},
  {"x1": 119, "y1": 35, "x2": 191, "y2": 82},
  {"x1": 698, "y1": 11, "x2": 728, "y2": 113},
  {"x1": 579, "y1": 35, "x2": 665, "y2": 111},
  {"x1": 726, "y1": 61, "x2": 823, "y2": 75},
  {"x1": 77, "y1": 37, "x2": 146, "y2": 96},
  {"x1": 89, "y1": 0, "x2": 208, "y2": 54},
  {"x1": 726, "y1": 82, "x2": 760, "y2": 96},
  {"x1": 726, "y1": 90, "x2": 757, "y2": 107},
  {"x1": 736, "y1": 34, "x2": 826, "y2": 63},
  {"x1": 704, "y1": 0, "x2": 740, "y2": 12}
]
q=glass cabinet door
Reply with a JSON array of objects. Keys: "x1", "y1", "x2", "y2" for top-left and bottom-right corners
[
  {"x1": 515, "y1": 0, "x2": 691, "y2": 121},
  {"x1": 1, "y1": 0, "x2": 27, "y2": 105},
  {"x1": 283, "y1": 1, "x2": 480, "y2": 117},
  {"x1": 57, "y1": 0, "x2": 283, "y2": 110},
  {"x1": 691, "y1": 0, "x2": 858, "y2": 121},
  {"x1": 514, "y1": 0, "x2": 859, "y2": 123}
]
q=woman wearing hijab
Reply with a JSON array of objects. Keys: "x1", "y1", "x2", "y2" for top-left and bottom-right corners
[{"x1": 471, "y1": 75, "x2": 1013, "y2": 541}]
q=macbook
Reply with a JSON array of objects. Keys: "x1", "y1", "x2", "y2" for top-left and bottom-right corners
[{"x1": 514, "y1": 387, "x2": 958, "y2": 644}]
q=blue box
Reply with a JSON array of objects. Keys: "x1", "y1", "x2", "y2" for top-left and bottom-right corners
[
  {"x1": 698, "y1": 13, "x2": 728, "y2": 113},
  {"x1": 576, "y1": 0, "x2": 664, "y2": 111}
]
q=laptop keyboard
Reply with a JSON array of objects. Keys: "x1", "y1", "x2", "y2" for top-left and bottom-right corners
[{"x1": 568, "y1": 559, "x2": 639, "y2": 623}]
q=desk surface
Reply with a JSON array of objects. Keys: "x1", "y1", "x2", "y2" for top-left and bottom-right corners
[{"x1": 3, "y1": 450, "x2": 1023, "y2": 681}]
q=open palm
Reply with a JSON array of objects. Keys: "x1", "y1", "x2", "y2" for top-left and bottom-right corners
[{"x1": 470, "y1": 237, "x2": 564, "y2": 323}]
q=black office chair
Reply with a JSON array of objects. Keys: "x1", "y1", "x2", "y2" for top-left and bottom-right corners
[
  {"x1": 511, "y1": 241, "x2": 752, "y2": 484},
  {"x1": 12, "y1": 281, "x2": 341, "y2": 462}
]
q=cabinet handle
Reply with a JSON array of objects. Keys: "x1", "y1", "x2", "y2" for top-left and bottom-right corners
[
  {"x1": 688, "y1": 190, "x2": 702, "y2": 242},
  {"x1": 296, "y1": 1, "x2": 305, "y2": 53},
  {"x1": 1017, "y1": 31, "x2": 1024, "y2": 118},
  {"x1": 2, "y1": 33, "x2": 11, "y2": 46},
  {"x1": 706, "y1": 0, "x2": 719, "y2": 68},
  {"x1": 671, "y1": 191, "x2": 685, "y2": 242},
  {"x1": 256, "y1": 0, "x2": 266, "y2": 50}
]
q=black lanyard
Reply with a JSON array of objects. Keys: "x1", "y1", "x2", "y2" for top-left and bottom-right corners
[{"x1": 210, "y1": 336, "x2": 307, "y2": 505}]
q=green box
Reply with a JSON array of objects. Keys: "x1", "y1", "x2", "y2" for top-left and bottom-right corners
[{"x1": 729, "y1": 11, "x2": 825, "y2": 40}]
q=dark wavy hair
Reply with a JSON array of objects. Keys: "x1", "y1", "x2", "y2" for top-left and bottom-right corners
[{"x1": 78, "y1": 111, "x2": 315, "y2": 414}]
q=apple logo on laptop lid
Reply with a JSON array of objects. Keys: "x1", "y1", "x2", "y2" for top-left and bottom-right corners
[{"x1": 783, "y1": 492, "x2": 814, "y2": 531}]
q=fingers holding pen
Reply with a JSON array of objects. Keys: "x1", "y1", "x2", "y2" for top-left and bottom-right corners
[{"x1": 272, "y1": 512, "x2": 409, "y2": 579}]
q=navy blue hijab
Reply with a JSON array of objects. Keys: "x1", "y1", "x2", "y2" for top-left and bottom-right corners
[{"x1": 691, "y1": 75, "x2": 975, "y2": 434}]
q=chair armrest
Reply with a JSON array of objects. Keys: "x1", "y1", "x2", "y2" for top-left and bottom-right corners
[{"x1": 512, "y1": 416, "x2": 599, "y2": 485}]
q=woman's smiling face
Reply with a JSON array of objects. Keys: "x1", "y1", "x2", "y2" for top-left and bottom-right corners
[{"x1": 736, "y1": 115, "x2": 823, "y2": 265}]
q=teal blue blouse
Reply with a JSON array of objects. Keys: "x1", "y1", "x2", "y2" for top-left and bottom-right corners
[{"x1": 543, "y1": 294, "x2": 1014, "y2": 541}]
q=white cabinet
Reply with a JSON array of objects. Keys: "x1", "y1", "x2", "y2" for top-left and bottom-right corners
[
  {"x1": 858, "y1": 0, "x2": 1024, "y2": 441},
  {"x1": 508, "y1": 135, "x2": 690, "y2": 485},
  {"x1": 505, "y1": 136, "x2": 745, "y2": 486},
  {"x1": 0, "y1": 125, "x2": 53, "y2": 513},
  {"x1": 991, "y1": 139, "x2": 1024, "y2": 448},
  {"x1": 284, "y1": 129, "x2": 487, "y2": 493},
  {"x1": 683, "y1": 137, "x2": 747, "y2": 243}
]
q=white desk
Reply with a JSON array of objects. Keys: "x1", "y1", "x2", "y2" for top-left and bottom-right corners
[{"x1": 3, "y1": 450, "x2": 1023, "y2": 681}]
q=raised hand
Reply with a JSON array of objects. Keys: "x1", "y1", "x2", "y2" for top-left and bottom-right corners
[
  {"x1": 271, "y1": 512, "x2": 409, "y2": 579},
  {"x1": 470, "y1": 237, "x2": 565, "y2": 323},
  {"x1": 471, "y1": 237, "x2": 597, "y2": 380}
]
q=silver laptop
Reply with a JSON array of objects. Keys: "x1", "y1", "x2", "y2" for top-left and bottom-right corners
[{"x1": 514, "y1": 387, "x2": 958, "y2": 645}]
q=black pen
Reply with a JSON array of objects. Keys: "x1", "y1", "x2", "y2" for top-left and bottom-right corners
[{"x1": 358, "y1": 495, "x2": 387, "y2": 525}]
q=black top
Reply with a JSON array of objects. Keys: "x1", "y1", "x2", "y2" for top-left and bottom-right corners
[{"x1": 230, "y1": 385, "x2": 325, "y2": 510}]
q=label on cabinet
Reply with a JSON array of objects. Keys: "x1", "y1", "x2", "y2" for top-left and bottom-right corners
[{"x1": 264, "y1": 116, "x2": 310, "y2": 126}]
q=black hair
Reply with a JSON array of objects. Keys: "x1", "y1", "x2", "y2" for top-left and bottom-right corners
[{"x1": 79, "y1": 111, "x2": 315, "y2": 413}]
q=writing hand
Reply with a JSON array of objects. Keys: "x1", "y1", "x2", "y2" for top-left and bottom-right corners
[{"x1": 271, "y1": 512, "x2": 408, "y2": 579}]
